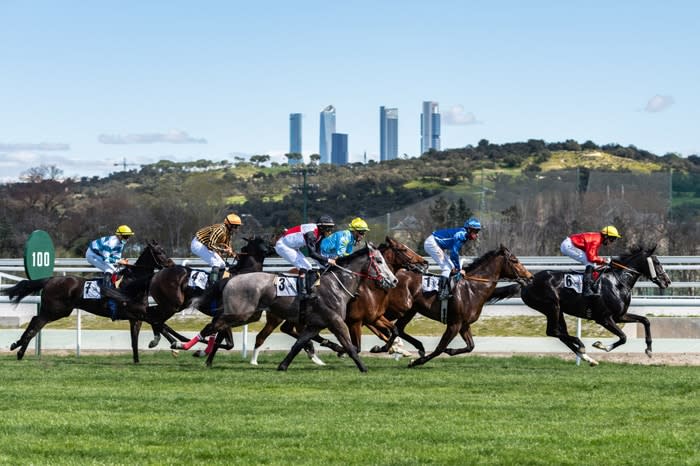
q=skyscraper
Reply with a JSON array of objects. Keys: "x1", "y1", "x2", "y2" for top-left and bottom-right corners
[
  {"x1": 331, "y1": 133, "x2": 348, "y2": 165},
  {"x1": 289, "y1": 113, "x2": 302, "y2": 164},
  {"x1": 319, "y1": 105, "x2": 336, "y2": 164},
  {"x1": 420, "y1": 101, "x2": 441, "y2": 154},
  {"x1": 380, "y1": 106, "x2": 399, "y2": 161}
]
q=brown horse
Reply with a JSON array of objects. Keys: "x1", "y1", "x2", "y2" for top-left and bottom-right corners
[
  {"x1": 2, "y1": 240, "x2": 174, "y2": 362},
  {"x1": 248, "y1": 237, "x2": 428, "y2": 365},
  {"x1": 378, "y1": 245, "x2": 532, "y2": 367},
  {"x1": 146, "y1": 236, "x2": 274, "y2": 352}
]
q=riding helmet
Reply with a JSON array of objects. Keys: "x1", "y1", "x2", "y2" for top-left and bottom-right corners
[
  {"x1": 316, "y1": 215, "x2": 335, "y2": 227},
  {"x1": 600, "y1": 225, "x2": 621, "y2": 238},
  {"x1": 225, "y1": 213, "x2": 242, "y2": 225},
  {"x1": 349, "y1": 218, "x2": 370, "y2": 232},
  {"x1": 464, "y1": 218, "x2": 481, "y2": 230},
  {"x1": 115, "y1": 225, "x2": 134, "y2": 236}
]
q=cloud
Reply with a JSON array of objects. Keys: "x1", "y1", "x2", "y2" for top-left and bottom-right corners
[
  {"x1": 98, "y1": 130, "x2": 207, "y2": 144},
  {"x1": 0, "y1": 142, "x2": 70, "y2": 151},
  {"x1": 644, "y1": 95, "x2": 675, "y2": 113},
  {"x1": 443, "y1": 105, "x2": 481, "y2": 125}
]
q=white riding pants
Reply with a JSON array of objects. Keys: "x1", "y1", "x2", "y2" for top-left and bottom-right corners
[
  {"x1": 275, "y1": 240, "x2": 315, "y2": 270},
  {"x1": 424, "y1": 235, "x2": 452, "y2": 277},
  {"x1": 85, "y1": 249, "x2": 117, "y2": 274},
  {"x1": 560, "y1": 237, "x2": 593, "y2": 267},
  {"x1": 191, "y1": 237, "x2": 226, "y2": 267}
]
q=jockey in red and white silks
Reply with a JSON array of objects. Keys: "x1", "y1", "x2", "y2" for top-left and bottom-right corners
[{"x1": 275, "y1": 217, "x2": 334, "y2": 270}]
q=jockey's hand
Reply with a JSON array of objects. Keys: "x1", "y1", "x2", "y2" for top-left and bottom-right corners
[
  {"x1": 605, "y1": 257, "x2": 613, "y2": 266},
  {"x1": 117, "y1": 258, "x2": 129, "y2": 265},
  {"x1": 327, "y1": 258, "x2": 337, "y2": 266}
]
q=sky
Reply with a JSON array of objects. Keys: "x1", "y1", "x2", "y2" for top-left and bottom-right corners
[{"x1": 1, "y1": 0, "x2": 698, "y2": 182}]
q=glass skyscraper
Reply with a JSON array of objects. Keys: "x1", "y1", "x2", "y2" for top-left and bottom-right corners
[
  {"x1": 420, "y1": 101, "x2": 441, "y2": 154},
  {"x1": 380, "y1": 106, "x2": 399, "y2": 161},
  {"x1": 319, "y1": 105, "x2": 336, "y2": 164},
  {"x1": 331, "y1": 133, "x2": 348, "y2": 165},
  {"x1": 289, "y1": 113, "x2": 302, "y2": 164}
]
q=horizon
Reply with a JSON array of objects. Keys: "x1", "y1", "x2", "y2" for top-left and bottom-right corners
[{"x1": 1, "y1": 1, "x2": 698, "y2": 182}]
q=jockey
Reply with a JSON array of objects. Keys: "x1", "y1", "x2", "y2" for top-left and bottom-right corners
[
  {"x1": 85, "y1": 225, "x2": 134, "y2": 319},
  {"x1": 86, "y1": 225, "x2": 134, "y2": 284},
  {"x1": 191, "y1": 213, "x2": 242, "y2": 284},
  {"x1": 320, "y1": 217, "x2": 370, "y2": 260},
  {"x1": 560, "y1": 225, "x2": 621, "y2": 296},
  {"x1": 275, "y1": 215, "x2": 335, "y2": 300},
  {"x1": 424, "y1": 217, "x2": 481, "y2": 300}
]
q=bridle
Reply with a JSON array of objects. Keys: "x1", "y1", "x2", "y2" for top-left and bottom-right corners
[
  {"x1": 610, "y1": 252, "x2": 666, "y2": 286},
  {"x1": 385, "y1": 243, "x2": 428, "y2": 273},
  {"x1": 326, "y1": 249, "x2": 389, "y2": 297},
  {"x1": 463, "y1": 249, "x2": 530, "y2": 285}
]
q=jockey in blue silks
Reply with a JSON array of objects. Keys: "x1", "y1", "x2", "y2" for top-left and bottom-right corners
[
  {"x1": 423, "y1": 217, "x2": 481, "y2": 300},
  {"x1": 320, "y1": 217, "x2": 370, "y2": 261}
]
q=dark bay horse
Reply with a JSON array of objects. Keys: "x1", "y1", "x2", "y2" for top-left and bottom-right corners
[
  {"x1": 180, "y1": 244, "x2": 398, "y2": 372},
  {"x1": 379, "y1": 245, "x2": 533, "y2": 367},
  {"x1": 146, "y1": 236, "x2": 273, "y2": 351},
  {"x1": 494, "y1": 245, "x2": 671, "y2": 365},
  {"x1": 2, "y1": 241, "x2": 174, "y2": 362},
  {"x1": 249, "y1": 237, "x2": 428, "y2": 365}
]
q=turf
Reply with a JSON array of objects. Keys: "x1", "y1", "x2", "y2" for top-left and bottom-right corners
[{"x1": 0, "y1": 353, "x2": 697, "y2": 465}]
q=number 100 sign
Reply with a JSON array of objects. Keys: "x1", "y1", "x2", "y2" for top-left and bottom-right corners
[{"x1": 23, "y1": 230, "x2": 55, "y2": 279}]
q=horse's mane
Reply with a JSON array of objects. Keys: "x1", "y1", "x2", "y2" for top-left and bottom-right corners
[
  {"x1": 336, "y1": 246, "x2": 370, "y2": 267},
  {"x1": 461, "y1": 247, "x2": 504, "y2": 273},
  {"x1": 617, "y1": 244, "x2": 656, "y2": 262}
]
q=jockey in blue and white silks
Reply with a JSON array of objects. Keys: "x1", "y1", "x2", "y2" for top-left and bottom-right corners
[
  {"x1": 320, "y1": 218, "x2": 370, "y2": 260},
  {"x1": 423, "y1": 218, "x2": 481, "y2": 300},
  {"x1": 85, "y1": 225, "x2": 134, "y2": 274}
]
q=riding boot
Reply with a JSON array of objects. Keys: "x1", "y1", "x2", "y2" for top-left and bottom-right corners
[
  {"x1": 582, "y1": 265, "x2": 596, "y2": 297},
  {"x1": 102, "y1": 273, "x2": 119, "y2": 320},
  {"x1": 438, "y1": 276, "x2": 452, "y2": 300},
  {"x1": 297, "y1": 271, "x2": 310, "y2": 323},
  {"x1": 208, "y1": 267, "x2": 220, "y2": 286}
]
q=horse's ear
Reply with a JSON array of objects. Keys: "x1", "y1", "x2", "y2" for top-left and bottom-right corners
[
  {"x1": 648, "y1": 244, "x2": 657, "y2": 255},
  {"x1": 385, "y1": 235, "x2": 393, "y2": 244},
  {"x1": 243, "y1": 237, "x2": 250, "y2": 242}
]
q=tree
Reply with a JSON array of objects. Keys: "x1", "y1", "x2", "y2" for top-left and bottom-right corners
[
  {"x1": 250, "y1": 154, "x2": 271, "y2": 167},
  {"x1": 285, "y1": 153, "x2": 303, "y2": 165},
  {"x1": 309, "y1": 153, "x2": 321, "y2": 164}
]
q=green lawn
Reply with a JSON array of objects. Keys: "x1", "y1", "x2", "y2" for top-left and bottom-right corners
[{"x1": 0, "y1": 353, "x2": 696, "y2": 465}]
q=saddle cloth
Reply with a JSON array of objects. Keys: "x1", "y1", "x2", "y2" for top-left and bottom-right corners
[
  {"x1": 275, "y1": 276, "x2": 299, "y2": 297},
  {"x1": 188, "y1": 270, "x2": 209, "y2": 290},
  {"x1": 421, "y1": 275, "x2": 440, "y2": 293},
  {"x1": 562, "y1": 273, "x2": 583, "y2": 294},
  {"x1": 82, "y1": 280, "x2": 102, "y2": 299}
]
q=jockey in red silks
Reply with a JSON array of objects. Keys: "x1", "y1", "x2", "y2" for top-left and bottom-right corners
[{"x1": 560, "y1": 225, "x2": 621, "y2": 296}]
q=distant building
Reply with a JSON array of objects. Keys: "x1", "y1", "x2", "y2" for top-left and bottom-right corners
[
  {"x1": 331, "y1": 133, "x2": 348, "y2": 165},
  {"x1": 380, "y1": 106, "x2": 399, "y2": 161},
  {"x1": 289, "y1": 113, "x2": 302, "y2": 164},
  {"x1": 319, "y1": 105, "x2": 336, "y2": 164},
  {"x1": 420, "y1": 101, "x2": 440, "y2": 154}
]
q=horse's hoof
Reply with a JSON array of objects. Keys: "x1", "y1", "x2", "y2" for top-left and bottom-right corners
[
  {"x1": 250, "y1": 360, "x2": 259, "y2": 366},
  {"x1": 309, "y1": 354, "x2": 326, "y2": 366},
  {"x1": 645, "y1": 349, "x2": 653, "y2": 358},
  {"x1": 592, "y1": 341, "x2": 605, "y2": 351},
  {"x1": 277, "y1": 365, "x2": 288, "y2": 372},
  {"x1": 370, "y1": 345, "x2": 383, "y2": 353},
  {"x1": 193, "y1": 350, "x2": 206, "y2": 358},
  {"x1": 170, "y1": 342, "x2": 181, "y2": 350},
  {"x1": 148, "y1": 340, "x2": 158, "y2": 349},
  {"x1": 170, "y1": 349, "x2": 179, "y2": 358},
  {"x1": 589, "y1": 359, "x2": 599, "y2": 367},
  {"x1": 10, "y1": 342, "x2": 17, "y2": 351}
]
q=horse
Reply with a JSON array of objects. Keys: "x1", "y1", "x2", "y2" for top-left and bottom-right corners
[
  {"x1": 179, "y1": 244, "x2": 398, "y2": 372},
  {"x1": 249, "y1": 236, "x2": 428, "y2": 365},
  {"x1": 377, "y1": 245, "x2": 533, "y2": 367},
  {"x1": 146, "y1": 236, "x2": 274, "y2": 352},
  {"x1": 493, "y1": 244, "x2": 671, "y2": 366},
  {"x1": 2, "y1": 240, "x2": 174, "y2": 362}
]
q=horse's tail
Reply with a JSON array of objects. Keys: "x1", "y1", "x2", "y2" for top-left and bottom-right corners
[
  {"x1": 2, "y1": 278, "x2": 50, "y2": 304},
  {"x1": 488, "y1": 283, "x2": 522, "y2": 303}
]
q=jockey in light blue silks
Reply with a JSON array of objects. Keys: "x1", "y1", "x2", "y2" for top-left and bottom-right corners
[
  {"x1": 320, "y1": 217, "x2": 370, "y2": 260},
  {"x1": 423, "y1": 217, "x2": 481, "y2": 300}
]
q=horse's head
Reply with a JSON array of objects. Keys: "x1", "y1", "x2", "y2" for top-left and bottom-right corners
[
  {"x1": 617, "y1": 244, "x2": 671, "y2": 289},
  {"x1": 241, "y1": 236, "x2": 275, "y2": 259},
  {"x1": 498, "y1": 245, "x2": 532, "y2": 283},
  {"x1": 379, "y1": 236, "x2": 428, "y2": 273},
  {"x1": 136, "y1": 240, "x2": 175, "y2": 270},
  {"x1": 367, "y1": 243, "x2": 399, "y2": 289}
]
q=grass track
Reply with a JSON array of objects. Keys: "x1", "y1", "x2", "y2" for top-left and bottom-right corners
[{"x1": 0, "y1": 352, "x2": 697, "y2": 465}]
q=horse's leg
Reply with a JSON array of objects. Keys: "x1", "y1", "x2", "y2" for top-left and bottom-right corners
[
  {"x1": 592, "y1": 314, "x2": 642, "y2": 355},
  {"x1": 443, "y1": 322, "x2": 475, "y2": 356},
  {"x1": 129, "y1": 319, "x2": 142, "y2": 364},
  {"x1": 279, "y1": 321, "x2": 327, "y2": 366},
  {"x1": 613, "y1": 313, "x2": 652, "y2": 357},
  {"x1": 392, "y1": 310, "x2": 426, "y2": 357},
  {"x1": 217, "y1": 327, "x2": 235, "y2": 351},
  {"x1": 408, "y1": 322, "x2": 461, "y2": 368},
  {"x1": 323, "y1": 316, "x2": 368, "y2": 373},
  {"x1": 204, "y1": 330, "x2": 228, "y2": 367},
  {"x1": 349, "y1": 320, "x2": 363, "y2": 353},
  {"x1": 277, "y1": 325, "x2": 323, "y2": 371},
  {"x1": 250, "y1": 316, "x2": 283, "y2": 365},
  {"x1": 546, "y1": 307, "x2": 598, "y2": 366},
  {"x1": 11, "y1": 315, "x2": 50, "y2": 360},
  {"x1": 175, "y1": 319, "x2": 218, "y2": 350}
]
